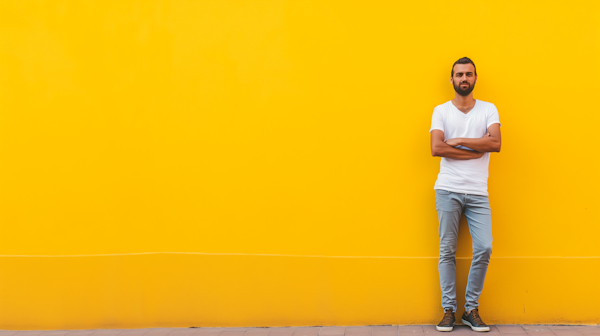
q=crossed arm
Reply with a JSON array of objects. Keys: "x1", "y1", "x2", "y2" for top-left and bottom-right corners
[{"x1": 430, "y1": 123, "x2": 501, "y2": 160}]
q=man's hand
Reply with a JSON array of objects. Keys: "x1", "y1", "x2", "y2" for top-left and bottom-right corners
[
  {"x1": 443, "y1": 124, "x2": 501, "y2": 153},
  {"x1": 444, "y1": 138, "x2": 461, "y2": 147},
  {"x1": 445, "y1": 133, "x2": 490, "y2": 147},
  {"x1": 431, "y1": 130, "x2": 487, "y2": 160}
]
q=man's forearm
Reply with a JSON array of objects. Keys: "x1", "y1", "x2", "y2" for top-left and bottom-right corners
[
  {"x1": 454, "y1": 137, "x2": 501, "y2": 153},
  {"x1": 432, "y1": 144, "x2": 483, "y2": 160}
]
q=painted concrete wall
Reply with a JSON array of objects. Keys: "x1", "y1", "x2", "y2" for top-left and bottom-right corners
[{"x1": 1, "y1": 0, "x2": 599, "y2": 330}]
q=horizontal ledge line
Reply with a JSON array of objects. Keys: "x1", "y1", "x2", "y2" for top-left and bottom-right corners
[{"x1": 0, "y1": 252, "x2": 598, "y2": 259}]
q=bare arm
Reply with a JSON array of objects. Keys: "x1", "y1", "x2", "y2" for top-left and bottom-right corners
[
  {"x1": 445, "y1": 123, "x2": 501, "y2": 153},
  {"x1": 430, "y1": 130, "x2": 485, "y2": 160}
]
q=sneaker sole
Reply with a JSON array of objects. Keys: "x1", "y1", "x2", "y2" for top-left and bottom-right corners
[
  {"x1": 461, "y1": 318, "x2": 490, "y2": 332},
  {"x1": 435, "y1": 324, "x2": 454, "y2": 332}
]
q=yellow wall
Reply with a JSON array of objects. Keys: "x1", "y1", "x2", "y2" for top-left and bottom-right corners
[{"x1": 1, "y1": 0, "x2": 599, "y2": 330}]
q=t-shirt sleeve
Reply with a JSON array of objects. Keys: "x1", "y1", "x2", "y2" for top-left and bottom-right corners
[
  {"x1": 487, "y1": 104, "x2": 501, "y2": 128},
  {"x1": 429, "y1": 107, "x2": 444, "y2": 133}
]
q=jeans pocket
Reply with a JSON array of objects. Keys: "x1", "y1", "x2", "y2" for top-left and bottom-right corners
[{"x1": 435, "y1": 189, "x2": 451, "y2": 195}]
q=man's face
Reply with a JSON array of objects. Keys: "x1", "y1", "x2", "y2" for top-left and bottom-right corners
[{"x1": 451, "y1": 63, "x2": 477, "y2": 96}]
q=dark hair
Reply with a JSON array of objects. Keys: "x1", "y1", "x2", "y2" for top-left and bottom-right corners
[{"x1": 451, "y1": 57, "x2": 477, "y2": 76}]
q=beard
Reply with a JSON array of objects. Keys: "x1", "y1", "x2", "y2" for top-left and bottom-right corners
[{"x1": 453, "y1": 80, "x2": 476, "y2": 96}]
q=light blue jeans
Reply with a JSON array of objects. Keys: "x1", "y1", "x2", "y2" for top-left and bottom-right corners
[{"x1": 435, "y1": 189, "x2": 493, "y2": 313}]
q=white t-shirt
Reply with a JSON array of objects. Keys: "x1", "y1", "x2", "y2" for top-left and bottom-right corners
[{"x1": 429, "y1": 99, "x2": 501, "y2": 196}]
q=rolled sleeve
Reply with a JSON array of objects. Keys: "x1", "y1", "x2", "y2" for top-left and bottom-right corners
[
  {"x1": 486, "y1": 104, "x2": 501, "y2": 128},
  {"x1": 429, "y1": 107, "x2": 444, "y2": 133}
]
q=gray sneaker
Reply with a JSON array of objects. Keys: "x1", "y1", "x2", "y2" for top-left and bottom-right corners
[
  {"x1": 461, "y1": 308, "x2": 490, "y2": 332},
  {"x1": 436, "y1": 309, "x2": 455, "y2": 332}
]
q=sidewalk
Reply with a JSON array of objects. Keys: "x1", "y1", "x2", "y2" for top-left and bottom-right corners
[{"x1": 2, "y1": 325, "x2": 599, "y2": 336}]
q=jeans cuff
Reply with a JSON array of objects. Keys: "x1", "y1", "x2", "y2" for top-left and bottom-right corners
[{"x1": 444, "y1": 307, "x2": 457, "y2": 313}]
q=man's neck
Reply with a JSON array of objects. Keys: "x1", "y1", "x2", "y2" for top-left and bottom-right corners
[{"x1": 452, "y1": 94, "x2": 476, "y2": 113}]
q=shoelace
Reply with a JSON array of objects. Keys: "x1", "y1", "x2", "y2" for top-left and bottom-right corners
[
  {"x1": 470, "y1": 310, "x2": 485, "y2": 325},
  {"x1": 442, "y1": 311, "x2": 454, "y2": 324}
]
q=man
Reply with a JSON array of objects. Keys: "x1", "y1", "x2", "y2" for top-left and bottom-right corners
[{"x1": 430, "y1": 57, "x2": 501, "y2": 332}]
